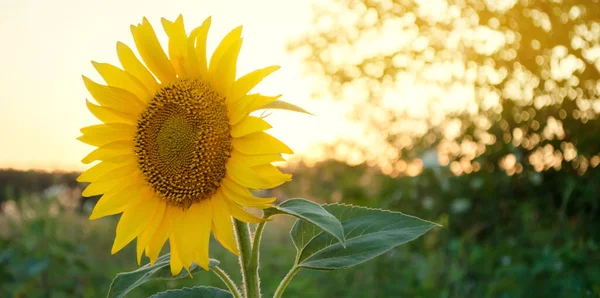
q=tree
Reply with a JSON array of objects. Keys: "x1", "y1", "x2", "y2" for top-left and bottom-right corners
[
  {"x1": 287, "y1": 2, "x2": 600, "y2": 295},
  {"x1": 289, "y1": 0, "x2": 600, "y2": 176}
]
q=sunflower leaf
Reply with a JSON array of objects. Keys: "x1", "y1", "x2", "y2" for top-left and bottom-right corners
[
  {"x1": 265, "y1": 198, "x2": 345, "y2": 248},
  {"x1": 290, "y1": 203, "x2": 439, "y2": 270},
  {"x1": 150, "y1": 286, "x2": 233, "y2": 298},
  {"x1": 257, "y1": 100, "x2": 313, "y2": 115},
  {"x1": 107, "y1": 253, "x2": 219, "y2": 298}
]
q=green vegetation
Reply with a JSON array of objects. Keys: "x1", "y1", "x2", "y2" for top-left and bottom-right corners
[{"x1": 1, "y1": 159, "x2": 598, "y2": 297}]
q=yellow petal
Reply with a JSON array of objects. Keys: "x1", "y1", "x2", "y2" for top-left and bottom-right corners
[
  {"x1": 190, "y1": 201, "x2": 213, "y2": 270},
  {"x1": 116, "y1": 41, "x2": 159, "y2": 94},
  {"x1": 228, "y1": 94, "x2": 280, "y2": 125},
  {"x1": 211, "y1": 38, "x2": 242, "y2": 95},
  {"x1": 189, "y1": 17, "x2": 212, "y2": 78},
  {"x1": 222, "y1": 195, "x2": 264, "y2": 223},
  {"x1": 81, "y1": 140, "x2": 134, "y2": 164},
  {"x1": 146, "y1": 206, "x2": 178, "y2": 265},
  {"x1": 208, "y1": 26, "x2": 242, "y2": 79},
  {"x1": 77, "y1": 135, "x2": 112, "y2": 148},
  {"x1": 169, "y1": 240, "x2": 184, "y2": 276},
  {"x1": 227, "y1": 65, "x2": 280, "y2": 104},
  {"x1": 97, "y1": 162, "x2": 137, "y2": 182},
  {"x1": 185, "y1": 17, "x2": 211, "y2": 78},
  {"x1": 252, "y1": 164, "x2": 292, "y2": 186},
  {"x1": 82, "y1": 76, "x2": 146, "y2": 114},
  {"x1": 251, "y1": 164, "x2": 286, "y2": 176},
  {"x1": 86, "y1": 100, "x2": 137, "y2": 124},
  {"x1": 170, "y1": 206, "x2": 195, "y2": 269},
  {"x1": 80, "y1": 123, "x2": 135, "y2": 136},
  {"x1": 88, "y1": 179, "x2": 144, "y2": 219},
  {"x1": 230, "y1": 116, "x2": 271, "y2": 138},
  {"x1": 230, "y1": 149, "x2": 285, "y2": 167},
  {"x1": 247, "y1": 94, "x2": 282, "y2": 113},
  {"x1": 162, "y1": 15, "x2": 191, "y2": 77},
  {"x1": 232, "y1": 131, "x2": 293, "y2": 155},
  {"x1": 92, "y1": 61, "x2": 151, "y2": 102},
  {"x1": 112, "y1": 192, "x2": 159, "y2": 254},
  {"x1": 136, "y1": 199, "x2": 167, "y2": 265},
  {"x1": 225, "y1": 168, "x2": 269, "y2": 190},
  {"x1": 220, "y1": 178, "x2": 275, "y2": 209},
  {"x1": 82, "y1": 153, "x2": 132, "y2": 165},
  {"x1": 82, "y1": 176, "x2": 135, "y2": 197},
  {"x1": 225, "y1": 156, "x2": 278, "y2": 189},
  {"x1": 78, "y1": 162, "x2": 117, "y2": 183},
  {"x1": 77, "y1": 160, "x2": 136, "y2": 182},
  {"x1": 210, "y1": 192, "x2": 239, "y2": 255},
  {"x1": 78, "y1": 123, "x2": 136, "y2": 147},
  {"x1": 131, "y1": 18, "x2": 177, "y2": 84}
]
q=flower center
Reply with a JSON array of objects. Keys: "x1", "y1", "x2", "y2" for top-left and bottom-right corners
[{"x1": 134, "y1": 78, "x2": 231, "y2": 207}]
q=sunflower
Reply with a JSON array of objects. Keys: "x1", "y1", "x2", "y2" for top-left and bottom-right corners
[{"x1": 77, "y1": 15, "x2": 297, "y2": 275}]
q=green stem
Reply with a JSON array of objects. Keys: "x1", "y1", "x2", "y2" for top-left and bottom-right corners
[
  {"x1": 212, "y1": 266, "x2": 243, "y2": 298},
  {"x1": 234, "y1": 219, "x2": 255, "y2": 298},
  {"x1": 247, "y1": 221, "x2": 266, "y2": 298},
  {"x1": 272, "y1": 266, "x2": 300, "y2": 298}
]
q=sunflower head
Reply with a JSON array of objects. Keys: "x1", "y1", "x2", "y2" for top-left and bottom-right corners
[
  {"x1": 77, "y1": 15, "x2": 294, "y2": 275},
  {"x1": 135, "y1": 77, "x2": 232, "y2": 207}
]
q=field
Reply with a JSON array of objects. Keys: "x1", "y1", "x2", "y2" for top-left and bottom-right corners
[{"x1": 1, "y1": 161, "x2": 598, "y2": 297}]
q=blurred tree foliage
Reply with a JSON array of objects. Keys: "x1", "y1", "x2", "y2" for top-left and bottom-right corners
[
  {"x1": 289, "y1": 0, "x2": 600, "y2": 172},
  {"x1": 286, "y1": 0, "x2": 600, "y2": 296}
]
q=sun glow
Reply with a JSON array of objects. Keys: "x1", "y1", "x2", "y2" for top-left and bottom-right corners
[{"x1": 0, "y1": 0, "x2": 353, "y2": 171}]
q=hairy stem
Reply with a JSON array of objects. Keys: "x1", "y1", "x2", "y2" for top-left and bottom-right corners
[
  {"x1": 212, "y1": 266, "x2": 242, "y2": 298},
  {"x1": 247, "y1": 221, "x2": 266, "y2": 298},
  {"x1": 234, "y1": 219, "x2": 255, "y2": 298},
  {"x1": 272, "y1": 266, "x2": 300, "y2": 298}
]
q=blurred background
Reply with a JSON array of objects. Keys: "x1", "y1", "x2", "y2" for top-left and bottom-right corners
[{"x1": 1, "y1": 0, "x2": 599, "y2": 297}]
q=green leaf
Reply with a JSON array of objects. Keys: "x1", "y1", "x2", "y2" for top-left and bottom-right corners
[
  {"x1": 107, "y1": 253, "x2": 219, "y2": 298},
  {"x1": 258, "y1": 100, "x2": 313, "y2": 115},
  {"x1": 150, "y1": 286, "x2": 233, "y2": 298},
  {"x1": 265, "y1": 199, "x2": 345, "y2": 247},
  {"x1": 290, "y1": 203, "x2": 439, "y2": 270}
]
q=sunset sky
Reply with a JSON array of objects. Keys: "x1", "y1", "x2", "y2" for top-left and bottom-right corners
[{"x1": 0, "y1": 0, "x2": 359, "y2": 171}]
